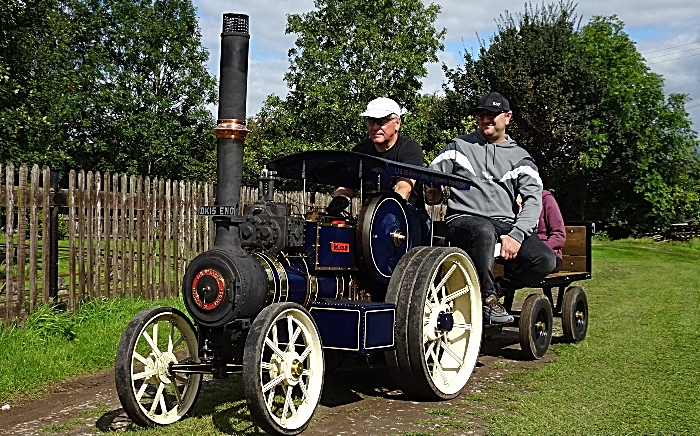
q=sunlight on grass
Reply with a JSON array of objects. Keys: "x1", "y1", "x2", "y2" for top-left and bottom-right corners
[
  {"x1": 426, "y1": 408, "x2": 454, "y2": 416},
  {"x1": 475, "y1": 239, "x2": 700, "y2": 435}
]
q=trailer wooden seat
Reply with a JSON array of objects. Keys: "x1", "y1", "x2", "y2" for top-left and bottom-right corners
[
  {"x1": 501, "y1": 221, "x2": 593, "y2": 312},
  {"x1": 539, "y1": 222, "x2": 592, "y2": 284},
  {"x1": 431, "y1": 220, "x2": 593, "y2": 312}
]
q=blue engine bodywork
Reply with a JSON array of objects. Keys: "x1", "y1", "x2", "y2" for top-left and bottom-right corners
[
  {"x1": 310, "y1": 300, "x2": 395, "y2": 354},
  {"x1": 185, "y1": 150, "x2": 472, "y2": 361}
]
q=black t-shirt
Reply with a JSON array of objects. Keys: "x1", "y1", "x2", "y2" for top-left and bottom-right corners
[{"x1": 352, "y1": 133, "x2": 426, "y2": 211}]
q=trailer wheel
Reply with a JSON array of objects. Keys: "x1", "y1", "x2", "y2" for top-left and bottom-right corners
[
  {"x1": 243, "y1": 302, "x2": 324, "y2": 436},
  {"x1": 519, "y1": 294, "x2": 553, "y2": 360},
  {"x1": 115, "y1": 307, "x2": 202, "y2": 427},
  {"x1": 405, "y1": 247, "x2": 483, "y2": 399},
  {"x1": 562, "y1": 286, "x2": 588, "y2": 342}
]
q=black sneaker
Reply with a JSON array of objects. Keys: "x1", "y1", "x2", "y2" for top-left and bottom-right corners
[{"x1": 483, "y1": 294, "x2": 514, "y2": 325}]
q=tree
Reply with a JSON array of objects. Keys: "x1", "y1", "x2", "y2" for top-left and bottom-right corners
[
  {"x1": 441, "y1": 1, "x2": 700, "y2": 234},
  {"x1": 1, "y1": 0, "x2": 217, "y2": 181},
  {"x1": 574, "y1": 16, "x2": 700, "y2": 233},
  {"x1": 246, "y1": 0, "x2": 445, "y2": 185},
  {"x1": 400, "y1": 93, "x2": 478, "y2": 165},
  {"x1": 64, "y1": 0, "x2": 218, "y2": 181},
  {"x1": 0, "y1": 0, "x2": 77, "y2": 167}
]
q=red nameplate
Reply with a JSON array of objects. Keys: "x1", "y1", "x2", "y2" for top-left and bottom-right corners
[{"x1": 331, "y1": 242, "x2": 350, "y2": 253}]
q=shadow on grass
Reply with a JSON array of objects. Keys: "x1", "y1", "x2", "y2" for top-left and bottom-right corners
[
  {"x1": 95, "y1": 407, "x2": 131, "y2": 433},
  {"x1": 480, "y1": 326, "x2": 532, "y2": 361},
  {"x1": 94, "y1": 327, "x2": 554, "y2": 433},
  {"x1": 320, "y1": 357, "x2": 398, "y2": 406},
  {"x1": 192, "y1": 376, "x2": 265, "y2": 434},
  {"x1": 94, "y1": 376, "x2": 266, "y2": 434}
]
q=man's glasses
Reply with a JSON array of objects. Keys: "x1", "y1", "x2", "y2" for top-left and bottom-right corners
[
  {"x1": 366, "y1": 116, "x2": 397, "y2": 127},
  {"x1": 476, "y1": 111, "x2": 506, "y2": 120}
]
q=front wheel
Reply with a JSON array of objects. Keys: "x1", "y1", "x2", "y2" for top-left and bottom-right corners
[
  {"x1": 243, "y1": 302, "x2": 324, "y2": 436},
  {"x1": 115, "y1": 307, "x2": 202, "y2": 427}
]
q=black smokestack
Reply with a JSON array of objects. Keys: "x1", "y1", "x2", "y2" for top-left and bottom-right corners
[{"x1": 213, "y1": 13, "x2": 250, "y2": 248}]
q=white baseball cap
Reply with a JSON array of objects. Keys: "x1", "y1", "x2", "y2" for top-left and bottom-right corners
[{"x1": 360, "y1": 97, "x2": 407, "y2": 118}]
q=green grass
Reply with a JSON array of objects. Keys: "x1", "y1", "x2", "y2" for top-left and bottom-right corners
[
  {"x1": 426, "y1": 408, "x2": 454, "y2": 416},
  {"x1": 464, "y1": 238, "x2": 700, "y2": 435},
  {"x1": 0, "y1": 296, "x2": 185, "y2": 403},
  {"x1": 1, "y1": 238, "x2": 699, "y2": 435}
]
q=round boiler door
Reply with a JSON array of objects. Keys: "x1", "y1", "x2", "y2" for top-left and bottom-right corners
[{"x1": 191, "y1": 268, "x2": 226, "y2": 310}]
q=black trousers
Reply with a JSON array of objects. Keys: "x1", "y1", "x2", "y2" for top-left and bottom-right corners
[
  {"x1": 406, "y1": 203, "x2": 430, "y2": 246},
  {"x1": 446, "y1": 215, "x2": 556, "y2": 299}
]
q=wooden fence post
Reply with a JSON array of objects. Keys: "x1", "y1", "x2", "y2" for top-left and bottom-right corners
[
  {"x1": 85, "y1": 171, "x2": 94, "y2": 299},
  {"x1": 4, "y1": 164, "x2": 15, "y2": 321},
  {"x1": 77, "y1": 170, "x2": 87, "y2": 302},
  {"x1": 29, "y1": 165, "x2": 40, "y2": 312},
  {"x1": 16, "y1": 165, "x2": 27, "y2": 318},
  {"x1": 135, "y1": 176, "x2": 143, "y2": 298},
  {"x1": 41, "y1": 168, "x2": 50, "y2": 304}
]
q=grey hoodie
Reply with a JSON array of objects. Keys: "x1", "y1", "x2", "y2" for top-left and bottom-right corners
[{"x1": 429, "y1": 131, "x2": 543, "y2": 243}]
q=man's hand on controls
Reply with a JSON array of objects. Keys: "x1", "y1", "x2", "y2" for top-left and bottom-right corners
[
  {"x1": 326, "y1": 195, "x2": 350, "y2": 216},
  {"x1": 499, "y1": 235, "x2": 521, "y2": 260}
]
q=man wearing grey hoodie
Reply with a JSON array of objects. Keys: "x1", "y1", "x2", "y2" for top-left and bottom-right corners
[{"x1": 426, "y1": 92, "x2": 556, "y2": 325}]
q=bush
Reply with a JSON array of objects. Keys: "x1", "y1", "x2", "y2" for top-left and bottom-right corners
[{"x1": 36, "y1": 210, "x2": 69, "y2": 239}]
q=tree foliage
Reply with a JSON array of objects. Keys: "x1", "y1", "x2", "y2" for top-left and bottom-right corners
[
  {"x1": 246, "y1": 0, "x2": 445, "y2": 185},
  {"x1": 575, "y1": 16, "x2": 700, "y2": 232},
  {"x1": 0, "y1": 0, "x2": 217, "y2": 181},
  {"x1": 0, "y1": 0, "x2": 76, "y2": 167},
  {"x1": 442, "y1": 1, "x2": 700, "y2": 234}
]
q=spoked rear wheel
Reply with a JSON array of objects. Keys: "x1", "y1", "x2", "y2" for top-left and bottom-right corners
[
  {"x1": 384, "y1": 246, "x2": 431, "y2": 395},
  {"x1": 115, "y1": 307, "x2": 202, "y2": 427},
  {"x1": 406, "y1": 247, "x2": 483, "y2": 399},
  {"x1": 243, "y1": 302, "x2": 324, "y2": 436}
]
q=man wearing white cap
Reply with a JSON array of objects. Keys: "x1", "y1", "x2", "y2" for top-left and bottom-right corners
[{"x1": 327, "y1": 97, "x2": 429, "y2": 245}]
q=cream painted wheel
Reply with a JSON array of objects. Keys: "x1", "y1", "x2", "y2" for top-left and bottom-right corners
[
  {"x1": 243, "y1": 303, "x2": 324, "y2": 435},
  {"x1": 115, "y1": 307, "x2": 201, "y2": 426},
  {"x1": 406, "y1": 247, "x2": 483, "y2": 399}
]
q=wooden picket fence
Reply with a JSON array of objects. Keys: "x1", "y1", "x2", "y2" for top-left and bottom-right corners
[{"x1": 0, "y1": 163, "x2": 336, "y2": 323}]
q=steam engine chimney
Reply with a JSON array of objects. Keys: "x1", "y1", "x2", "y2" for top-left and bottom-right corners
[
  {"x1": 213, "y1": 13, "x2": 250, "y2": 249},
  {"x1": 181, "y1": 14, "x2": 267, "y2": 328}
]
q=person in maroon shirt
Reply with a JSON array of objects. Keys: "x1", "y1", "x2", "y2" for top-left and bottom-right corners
[{"x1": 538, "y1": 190, "x2": 566, "y2": 273}]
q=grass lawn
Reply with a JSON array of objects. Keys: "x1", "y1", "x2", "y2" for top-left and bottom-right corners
[
  {"x1": 0, "y1": 297, "x2": 186, "y2": 402},
  {"x1": 462, "y1": 238, "x2": 700, "y2": 435},
  {"x1": 0, "y1": 238, "x2": 698, "y2": 435}
]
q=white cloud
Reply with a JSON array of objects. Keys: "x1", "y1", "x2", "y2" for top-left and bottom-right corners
[
  {"x1": 193, "y1": 0, "x2": 700, "y2": 129},
  {"x1": 194, "y1": 0, "x2": 314, "y2": 99},
  {"x1": 247, "y1": 57, "x2": 291, "y2": 110}
]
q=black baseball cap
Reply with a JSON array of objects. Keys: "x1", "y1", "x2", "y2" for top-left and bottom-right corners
[{"x1": 474, "y1": 91, "x2": 511, "y2": 113}]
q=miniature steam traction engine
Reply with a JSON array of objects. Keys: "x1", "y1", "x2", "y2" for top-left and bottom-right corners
[{"x1": 114, "y1": 13, "x2": 482, "y2": 435}]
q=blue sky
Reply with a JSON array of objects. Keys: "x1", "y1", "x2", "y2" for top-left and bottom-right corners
[{"x1": 192, "y1": 0, "x2": 700, "y2": 131}]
